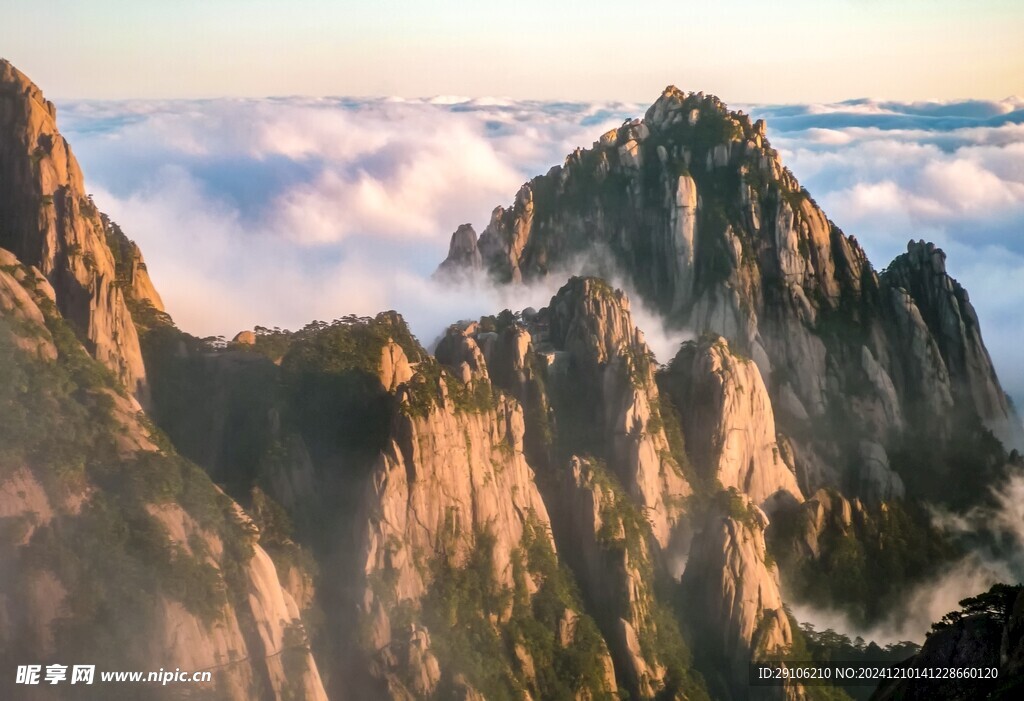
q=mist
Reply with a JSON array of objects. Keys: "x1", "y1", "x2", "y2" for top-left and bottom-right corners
[{"x1": 791, "y1": 469, "x2": 1024, "y2": 646}]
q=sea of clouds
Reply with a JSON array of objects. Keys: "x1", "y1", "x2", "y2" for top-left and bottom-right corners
[
  {"x1": 58, "y1": 94, "x2": 1024, "y2": 396},
  {"x1": 57, "y1": 92, "x2": 1024, "y2": 644}
]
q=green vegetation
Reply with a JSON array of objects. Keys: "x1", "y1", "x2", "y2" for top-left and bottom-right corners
[
  {"x1": 509, "y1": 517, "x2": 614, "y2": 699},
  {"x1": 542, "y1": 354, "x2": 607, "y2": 467},
  {"x1": 279, "y1": 316, "x2": 401, "y2": 457},
  {"x1": 777, "y1": 609, "x2": 918, "y2": 701},
  {"x1": 581, "y1": 459, "x2": 649, "y2": 562},
  {"x1": 931, "y1": 583, "x2": 1021, "y2": 633},
  {"x1": 416, "y1": 524, "x2": 617, "y2": 701},
  {"x1": 247, "y1": 486, "x2": 318, "y2": 591},
  {"x1": 769, "y1": 496, "x2": 957, "y2": 625},
  {"x1": 401, "y1": 359, "x2": 443, "y2": 418},
  {"x1": 443, "y1": 374, "x2": 500, "y2": 415},
  {"x1": 715, "y1": 487, "x2": 765, "y2": 531},
  {"x1": 889, "y1": 415, "x2": 1008, "y2": 510},
  {"x1": 0, "y1": 304, "x2": 258, "y2": 677},
  {"x1": 575, "y1": 460, "x2": 708, "y2": 700},
  {"x1": 280, "y1": 622, "x2": 316, "y2": 701},
  {"x1": 653, "y1": 388, "x2": 704, "y2": 493}
]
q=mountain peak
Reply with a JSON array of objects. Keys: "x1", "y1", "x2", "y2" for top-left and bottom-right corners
[
  {"x1": 434, "y1": 81, "x2": 1020, "y2": 501},
  {"x1": 0, "y1": 59, "x2": 151, "y2": 399},
  {"x1": 0, "y1": 58, "x2": 51, "y2": 109}
]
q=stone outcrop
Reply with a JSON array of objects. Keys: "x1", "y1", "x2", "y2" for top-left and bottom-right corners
[
  {"x1": 681, "y1": 492, "x2": 795, "y2": 698},
  {"x1": 358, "y1": 342, "x2": 617, "y2": 699},
  {"x1": 103, "y1": 214, "x2": 164, "y2": 313},
  {"x1": 663, "y1": 335, "x2": 803, "y2": 512},
  {"x1": 883, "y1": 240, "x2": 1021, "y2": 448},
  {"x1": 543, "y1": 277, "x2": 692, "y2": 549},
  {"x1": 0, "y1": 59, "x2": 149, "y2": 399},
  {"x1": 359, "y1": 361, "x2": 550, "y2": 623},
  {"x1": 0, "y1": 248, "x2": 57, "y2": 361},
  {"x1": 781, "y1": 488, "x2": 867, "y2": 561},
  {"x1": 435, "y1": 223, "x2": 482, "y2": 277},
  {"x1": 0, "y1": 251, "x2": 327, "y2": 701}
]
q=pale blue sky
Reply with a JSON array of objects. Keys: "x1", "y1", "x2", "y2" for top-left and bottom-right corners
[{"x1": 3, "y1": 0, "x2": 1021, "y2": 101}]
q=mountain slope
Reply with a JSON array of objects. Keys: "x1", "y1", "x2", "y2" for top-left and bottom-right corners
[
  {"x1": 0, "y1": 251, "x2": 326, "y2": 700},
  {"x1": 0, "y1": 61, "x2": 327, "y2": 701}
]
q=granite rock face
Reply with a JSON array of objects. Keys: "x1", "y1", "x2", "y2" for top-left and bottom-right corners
[
  {"x1": 6, "y1": 57, "x2": 1019, "y2": 701},
  {"x1": 681, "y1": 493, "x2": 795, "y2": 699},
  {"x1": 882, "y1": 240, "x2": 1021, "y2": 449},
  {"x1": 436, "y1": 86, "x2": 1021, "y2": 499},
  {"x1": 544, "y1": 277, "x2": 692, "y2": 549},
  {"x1": 356, "y1": 329, "x2": 618, "y2": 700},
  {"x1": 0, "y1": 60, "x2": 151, "y2": 400},
  {"x1": 555, "y1": 456, "x2": 668, "y2": 698},
  {"x1": 662, "y1": 335, "x2": 803, "y2": 512},
  {"x1": 435, "y1": 223, "x2": 483, "y2": 278},
  {"x1": 0, "y1": 252, "x2": 327, "y2": 701}
]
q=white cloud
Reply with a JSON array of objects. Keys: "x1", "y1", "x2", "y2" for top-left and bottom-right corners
[{"x1": 59, "y1": 95, "x2": 1024, "y2": 404}]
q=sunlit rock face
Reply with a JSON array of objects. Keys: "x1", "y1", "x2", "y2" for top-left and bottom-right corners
[
  {"x1": 4, "y1": 53, "x2": 1020, "y2": 701},
  {"x1": 544, "y1": 277, "x2": 692, "y2": 549},
  {"x1": 355, "y1": 323, "x2": 619, "y2": 700},
  {"x1": 662, "y1": 335, "x2": 803, "y2": 512},
  {"x1": 0, "y1": 251, "x2": 328, "y2": 701},
  {"x1": 0, "y1": 60, "x2": 162, "y2": 402},
  {"x1": 681, "y1": 492, "x2": 797, "y2": 700}
]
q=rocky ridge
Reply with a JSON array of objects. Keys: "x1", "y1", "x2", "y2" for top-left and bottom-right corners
[
  {"x1": 3, "y1": 57, "x2": 1018, "y2": 701},
  {"x1": 436, "y1": 86, "x2": 1021, "y2": 502},
  {"x1": 0, "y1": 59, "x2": 154, "y2": 400},
  {"x1": 660, "y1": 335, "x2": 803, "y2": 512}
]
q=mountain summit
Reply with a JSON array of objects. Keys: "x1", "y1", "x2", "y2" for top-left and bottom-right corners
[
  {"x1": 437, "y1": 85, "x2": 1022, "y2": 499},
  {"x1": 0, "y1": 59, "x2": 164, "y2": 401}
]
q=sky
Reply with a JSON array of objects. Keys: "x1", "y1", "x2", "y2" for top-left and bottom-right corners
[{"x1": 3, "y1": 1, "x2": 1022, "y2": 103}]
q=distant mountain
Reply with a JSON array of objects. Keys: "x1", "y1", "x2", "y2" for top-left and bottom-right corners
[{"x1": 437, "y1": 85, "x2": 1023, "y2": 502}]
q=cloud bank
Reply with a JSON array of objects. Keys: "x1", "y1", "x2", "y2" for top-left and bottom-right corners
[{"x1": 58, "y1": 95, "x2": 1024, "y2": 399}]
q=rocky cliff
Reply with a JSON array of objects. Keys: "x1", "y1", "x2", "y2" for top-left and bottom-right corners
[
  {"x1": 0, "y1": 60, "x2": 152, "y2": 400},
  {"x1": 882, "y1": 241, "x2": 1021, "y2": 449},
  {"x1": 0, "y1": 249, "x2": 327, "y2": 700},
  {"x1": 553, "y1": 455, "x2": 703, "y2": 700},
  {"x1": 358, "y1": 335, "x2": 619, "y2": 700},
  {"x1": 660, "y1": 335, "x2": 803, "y2": 512},
  {"x1": 542, "y1": 278, "x2": 692, "y2": 549},
  {"x1": 5, "y1": 58, "x2": 1016, "y2": 701},
  {"x1": 436, "y1": 86, "x2": 1021, "y2": 502},
  {"x1": 681, "y1": 491, "x2": 794, "y2": 700}
]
